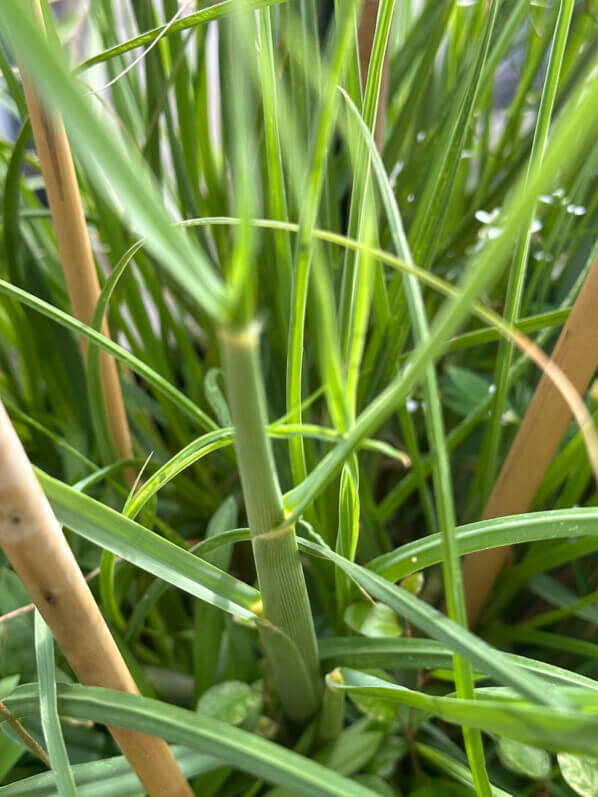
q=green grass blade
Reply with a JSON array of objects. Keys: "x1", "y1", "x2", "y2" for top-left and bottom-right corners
[
  {"x1": 477, "y1": 0, "x2": 576, "y2": 503},
  {"x1": 36, "y1": 469, "x2": 259, "y2": 618},
  {"x1": 34, "y1": 613, "x2": 77, "y2": 797},
  {"x1": 0, "y1": 4, "x2": 228, "y2": 322},
  {"x1": 221, "y1": 7, "x2": 258, "y2": 322},
  {"x1": 415, "y1": 744, "x2": 512, "y2": 797},
  {"x1": 0, "y1": 279, "x2": 214, "y2": 431},
  {"x1": 0, "y1": 41, "x2": 27, "y2": 118},
  {"x1": 367, "y1": 507, "x2": 598, "y2": 583},
  {"x1": 299, "y1": 538, "x2": 568, "y2": 709},
  {"x1": 193, "y1": 498, "x2": 237, "y2": 700},
  {"x1": 3, "y1": 685, "x2": 377, "y2": 797},
  {"x1": 0, "y1": 746, "x2": 219, "y2": 796},
  {"x1": 283, "y1": 56, "x2": 598, "y2": 521},
  {"x1": 341, "y1": 0, "x2": 396, "y2": 416},
  {"x1": 340, "y1": 84, "x2": 491, "y2": 793},
  {"x1": 125, "y1": 430, "x2": 233, "y2": 519},
  {"x1": 335, "y1": 457, "x2": 360, "y2": 615},
  {"x1": 318, "y1": 637, "x2": 598, "y2": 692},
  {"x1": 258, "y1": 8, "x2": 293, "y2": 327},
  {"x1": 408, "y1": 0, "x2": 500, "y2": 269},
  {"x1": 286, "y1": 0, "x2": 361, "y2": 483},
  {"x1": 333, "y1": 669, "x2": 598, "y2": 755}
]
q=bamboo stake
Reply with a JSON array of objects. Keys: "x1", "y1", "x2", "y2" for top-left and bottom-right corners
[
  {"x1": 18, "y1": 0, "x2": 133, "y2": 469},
  {"x1": 0, "y1": 401, "x2": 193, "y2": 797},
  {"x1": 358, "y1": 0, "x2": 390, "y2": 149},
  {"x1": 463, "y1": 253, "x2": 598, "y2": 625}
]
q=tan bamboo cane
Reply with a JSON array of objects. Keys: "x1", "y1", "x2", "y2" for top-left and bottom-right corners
[
  {"x1": 358, "y1": 0, "x2": 390, "y2": 149},
  {"x1": 463, "y1": 253, "x2": 598, "y2": 625},
  {"x1": 0, "y1": 400, "x2": 193, "y2": 796},
  {"x1": 19, "y1": 0, "x2": 133, "y2": 471}
]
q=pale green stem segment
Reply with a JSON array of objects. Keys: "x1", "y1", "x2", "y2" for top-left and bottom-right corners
[
  {"x1": 258, "y1": 8, "x2": 293, "y2": 326},
  {"x1": 220, "y1": 323, "x2": 282, "y2": 537},
  {"x1": 318, "y1": 669, "x2": 345, "y2": 744},
  {"x1": 220, "y1": 323, "x2": 321, "y2": 721},
  {"x1": 254, "y1": 528, "x2": 321, "y2": 718}
]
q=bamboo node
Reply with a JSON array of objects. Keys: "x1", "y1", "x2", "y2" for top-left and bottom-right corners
[
  {"x1": 250, "y1": 599, "x2": 265, "y2": 618},
  {"x1": 326, "y1": 668, "x2": 344, "y2": 687},
  {"x1": 218, "y1": 319, "x2": 262, "y2": 347},
  {"x1": 257, "y1": 524, "x2": 295, "y2": 542}
]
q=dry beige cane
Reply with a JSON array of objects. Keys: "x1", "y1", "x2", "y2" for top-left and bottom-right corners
[
  {"x1": 358, "y1": 0, "x2": 390, "y2": 149},
  {"x1": 19, "y1": 0, "x2": 133, "y2": 471},
  {"x1": 0, "y1": 400, "x2": 193, "y2": 796},
  {"x1": 463, "y1": 253, "x2": 598, "y2": 625}
]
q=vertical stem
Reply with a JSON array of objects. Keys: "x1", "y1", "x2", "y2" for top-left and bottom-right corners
[
  {"x1": 0, "y1": 401, "x2": 192, "y2": 797},
  {"x1": 219, "y1": 325, "x2": 282, "y2": 538},
  {"x1": 220, "y1": 323, "x2": 321, "y2": 721},
  {"x1": 19, "y1": 0, "x2": 134, "y2": 473},
  {"x1": 318, "y1": 669, "x2": 345, "y2": 743},
  {"x1": 258, "y1": 9, "x2": 292, "y2": 328}
]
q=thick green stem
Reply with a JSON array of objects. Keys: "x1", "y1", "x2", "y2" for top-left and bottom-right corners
[
  {"x1": 220, "y1": 324, "x2": 282, "y2": 536},
  {"x1": 220, "y1": 323, "x2": 321, "y2": 721},
  {"x1": 318, "y1": 669, "x2": 345, "y2": 744},
  {"x1": 255, "y1": 527, "x2": 321, "y2": 719}
]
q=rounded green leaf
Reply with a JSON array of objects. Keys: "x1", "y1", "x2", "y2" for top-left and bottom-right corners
[
  {"x1": 497, "y1": 736, "x2": 550, "y2": 779},
  {"x1": 197, "y1": 681, "x2": 262, "y2": 728},
  {"x1": 399, "y1": 572, "x2": 424, "y2": 597},
  {"x1": 347, "y1": 692, "x2": 397, "y2": 726},
  {"x1": 344, "y1": 603, "x2": 402, "y2": 638},
  {"x1": 558, "y1": 753, "x2": 598, "y2": 797},
  {"x1": 368, "y1": 735, "x2": 408, "y2": 778}
]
